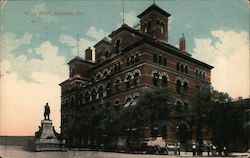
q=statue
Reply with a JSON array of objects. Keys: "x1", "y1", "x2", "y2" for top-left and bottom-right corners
[{"x1": 44, "y1": 103, "x2": 50, "y2": 120}]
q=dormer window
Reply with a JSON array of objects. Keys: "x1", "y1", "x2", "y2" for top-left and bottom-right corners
[{"x1": 115, "y1": 40, "x2": 120, "y2": 53}]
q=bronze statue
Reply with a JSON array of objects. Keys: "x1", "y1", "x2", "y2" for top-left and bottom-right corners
[{"x1": 44, "y1": 103, "x2": 50, "y2": 120}]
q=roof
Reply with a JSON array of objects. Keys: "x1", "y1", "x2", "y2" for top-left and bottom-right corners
[
  {"x1": 94, "y1": 37, "x2": 111, "y2": 48},
  {"x1": 67, "y1": 56, "x2": 95, "y2": 65},
  {"x1": 109, "y1": 23, "x2": 151, "y2": 39},
  {"x1": 122, "y1": 38, "x2": 214, "y2": 69},
  {"x1": 137, "y1": 3, "x2": 171, "y2": 18}
]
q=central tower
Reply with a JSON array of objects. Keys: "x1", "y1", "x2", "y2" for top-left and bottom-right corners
[{"x1": 138, "y1": 3, "x2": 171, "y2": 43}]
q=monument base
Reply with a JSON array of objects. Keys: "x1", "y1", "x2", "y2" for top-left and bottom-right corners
[{"x1": 34, "y1": 120, "x2": 66, "y2": 151}]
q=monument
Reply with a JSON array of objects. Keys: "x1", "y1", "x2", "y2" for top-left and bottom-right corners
[{"x1": 34, "y1": 103, "x2": 66, "y2": 151}]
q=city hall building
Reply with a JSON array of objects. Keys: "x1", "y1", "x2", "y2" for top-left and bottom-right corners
[{"x1": 60, "y1": 3, "x2": 213, "y2": 146}]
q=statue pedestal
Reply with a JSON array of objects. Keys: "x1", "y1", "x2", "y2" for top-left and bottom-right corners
[{"x1": 34, "y1": 119, "x2": 66, "y2": 151}]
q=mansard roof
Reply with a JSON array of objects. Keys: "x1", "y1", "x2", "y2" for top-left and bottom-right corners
[
  {"x1": 122, "y1": 38, "x2": 214, "y2": 70},
  {"x1": 67, "y1": 56, "x2": 95, "y2": 65},
  {"x1": 137, "y1": 3, "x2": 171, "y2": 18},
  {"x1": 109, "y1": 23, "x2": 150, "y2": 39},
  {"x1": 94, "y1": 37, "x2": 111, "y2": 48}
]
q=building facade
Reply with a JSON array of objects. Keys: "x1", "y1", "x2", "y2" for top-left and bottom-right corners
[{"x1": 60, "y1": 3, "x2": 213, "y2": 147}]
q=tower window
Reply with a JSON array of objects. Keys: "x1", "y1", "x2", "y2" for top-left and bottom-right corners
[
  {"x1": 115, "y1": 100, "x2": 120, "y2": 111},
  {"x1": 161, "y1": 22, "x2": 164, "y2": 33},
  {"x1": 196, "y1": 70, "x2": 198, "y2": 77},
  {"x1": 106, "y1": 82, "x2": 112, "y2": 96},
  {"x1": 98, "y1": 86, "x2": 104, "y2": 98},
  {"x1": 159, "y1": 56, "x2": 162, "y2": 65},
  {"x1": 153, "y1": 54, "x2": 157, "y2": 63},
  {"x1": 115, "y1": 40, "x2": 120, "y2": 53},
  {"x1": 163, "y1": 58, "x2": 167, "y2": 66},
  {"x1": 185, "y1": 66, "x2": 188, "y2": 73},
  {"x1": 181, "y1": 64, "x2": 184, "y2": 72}
]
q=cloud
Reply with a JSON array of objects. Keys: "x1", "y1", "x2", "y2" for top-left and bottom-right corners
[
  {"x1": 117, "y1": 11, "x2": 139, "y2": 28},
  {"x1": 0, "y1": 31, "x2": 68, "y2": 135},
  {"x1": 86, "y1": 26, "x2": 109, "y2": 41},
  {"x1": 193, "y1": 30, "x2": 249, "y2": 98},
  {"x1": 0, "y1": 0, "x2": 7, "y2": 12},
  {"x1": 59, "y1": 34, "x2": 96, "y2": 60}
]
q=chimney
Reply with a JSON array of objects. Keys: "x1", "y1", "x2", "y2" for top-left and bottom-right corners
[
  {"x1": 85, "y1": 47, "x2": 92, "y2": 61},
  {"x1": 179, "y1": 33, "x2": 186, "y2": 52}
]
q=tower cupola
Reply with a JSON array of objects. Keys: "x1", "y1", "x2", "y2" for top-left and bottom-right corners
[{"x1": 137, "y1": 3, "x2": 171, "y2": 43}]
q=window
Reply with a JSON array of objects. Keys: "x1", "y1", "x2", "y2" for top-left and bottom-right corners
[
  {"x1": 103, "y1": 71, "x2": 108, "y2": 78},
  {"x1": 196, "y1": 70, "x2": 198, "y2": 77},
  {"x1": 176, "y1": 80, "x2": 182, "y2": 94},
  {"x1": 70, "y1": 97, "x2": 75, "y2": 107},
  {"x1": 84, "y1": 92, "x2": 90, "y2": 103},
  {"x1": 96, "y1": 73, "x2": 102, "y2": 80},
  {"x1": 202, "y1": 72, "x2": 205, "y2": 80},
  {"x1": 185, "y1": 66, "x2": 188, "y2": 73},
  {"x1": 183, "y1": 82, "x2": 189, "y2": 94},
  {"x1": 115, "y1": 40, "x2": 120, "y2": 53},
  {"x1": 160, "y1": 22, "x2": 164, "y2": 33},
  {"x1": 126, "y1": 75, "x2": 132, "y2": 89},
  {"x1": 177, "y1": 62, "x2": 180, "y2": 71},
  {"x1": 114, "y1": 100, "x2": 120, "y2": 111},
  {"x1": 115, "y1": 79, "x2": 121, "y2": 92},
  {"x1": 98, "y1": 86, "x2": 104, "y2": 98},
  {"x1": 153, "y1": 73, "x2": 160, "y2": 86},
  {"x1": 163, "y1": 58, "x2": 167, "y2": 66},
  {"x1": 79, "y1": 94, "x2": 83, "y2": 105},
  {"x1": 133, "y1": 72, "x2": 140, "y2": 86},
  {"x1": 106, "y1": 82, "x2": 112, "y2": 96},
  {"x1": 127, "y1": 58, "x2": 130, "y2": 66},
  {"x1": 91, "y1": 89, "x2": 97, "y2": 100},
  {"x1": 135, "y1": 53, "x2": 139, "y2": 62},
  {"x1": 176, "y1": 101, "x2": 182, "y2": 112},
  {"x1": 147, "y1": 21, "x2": 151, "y2": 31},
  {"x1": 181, "y1": 64, "x2": 184, "y2": 72},
  {"x1": 144, "y1": 23, "x2": 147, "y2": 32},
  {"x1": 199, "y1": 71, "x2": 202, "y2": 78},
  {"x1": 159, "y1": 56, "x2": 162, "y2": 65},
  {"x1": 105, "y1": 50, "x2": 109, "y2": 58},
  {"x1": 162, "y1": 76, "x2": 168, "y2": 87},
  {"x1": 70, "y1": 66, "x2": 75, "y2": 77},
  {"x1": 153, "y1": 54, "x2": 157, "y2": 63}
]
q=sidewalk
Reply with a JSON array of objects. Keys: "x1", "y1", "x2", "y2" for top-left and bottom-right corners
[{"x1": 176, "y1": 151, "x2": 249, "y2": 157}]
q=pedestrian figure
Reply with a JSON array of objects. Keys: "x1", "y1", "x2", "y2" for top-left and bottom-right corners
[
  {"x1": 207, "y1": 144, "x2": 211, "y2": 156},
  {"x1": 192, "y1": 143, "x2": 196, "y2": 156},
  {"x1": 177, "y1": 142, "x2": 181, "y2": 155},
  {"x1": 212, "y1": 145, "x2": 217, "y2": 156},
  {"x1": 223, "y1": 146, "x2": 228, "y2": 156}
]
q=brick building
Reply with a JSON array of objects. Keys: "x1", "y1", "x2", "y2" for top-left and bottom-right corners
[{"x1": 60, "y1": 3, "x2": 213, "y2": 146}]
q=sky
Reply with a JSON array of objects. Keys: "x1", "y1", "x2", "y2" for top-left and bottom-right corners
[{"x1": 0, "y1": 0, "x2": 249, "y2": 136}]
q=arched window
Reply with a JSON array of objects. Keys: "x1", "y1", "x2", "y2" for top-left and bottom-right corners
[
  {"x1": 202, "y1": 72, "x2": 205, "y2": 80},
  {"x1": 70, "y1": 97, "x2": 75, "y2": 107},
  {"x1": 70, "y1": 66, "x2": 75, "y2": 77},
  {"x1": 133, "y1": 72, "x2": 140, "y2": 86},
  {"x1": 153, "y1": 72, "x2": 160, "y2": 86},
  {"x1": 144, "y1": 23, "x2": 147, "y2": 32},
  {"x1": 98, "y1": 86, "x2": 104, "y2": 99},
  {"x1": 96, "y1": 72, "x2": 102, "y2": 81},
  {"x1": 84, "y1": 92, "x2": 90, "y2": 103},
  {"x1": 79, "y1": 93, "x2": 83, "y2": 105},
  {"x1": 105, "y1": 50, "x2": 109, "y2": 58},
  {"x1": 181, "y1": 64, "x2": 184, "y2": 73},
  {"x1": 162, "y1": 76, "x2": 168, "y2": 87},
  {"x1": 106, "y1": 82, "x2": 112, "y2": 96},
  {"x1": 91, "y1": 89, "x2": 97, "y2": 101},
  {"x1": 176, "y1": 101, "x2": 182, "y2": 112},
  {"x1": 125, "y1": 74, "x2": 132, "y2": 89},
  {"x1": 183, "y1": 82, "x2": 189, "y2": 94},
  {"x1": 160, "y1": 22, "x2": 164, "y2": 33},
  {"x1": 176, "y1": 80, "x2": 182, "y2": 94},
  {"x1": 199, "y1": 71, "x2": 202, "y2": 78},
  {"x1": 114, "y1": 78, "x2": 121, "y2": 92},
  {"x1": 103, "y1": 70, "x2": 109, "y2": 78},
  {"x1": 114, "y1": 100, "x2": 120, "y2": 111}
]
